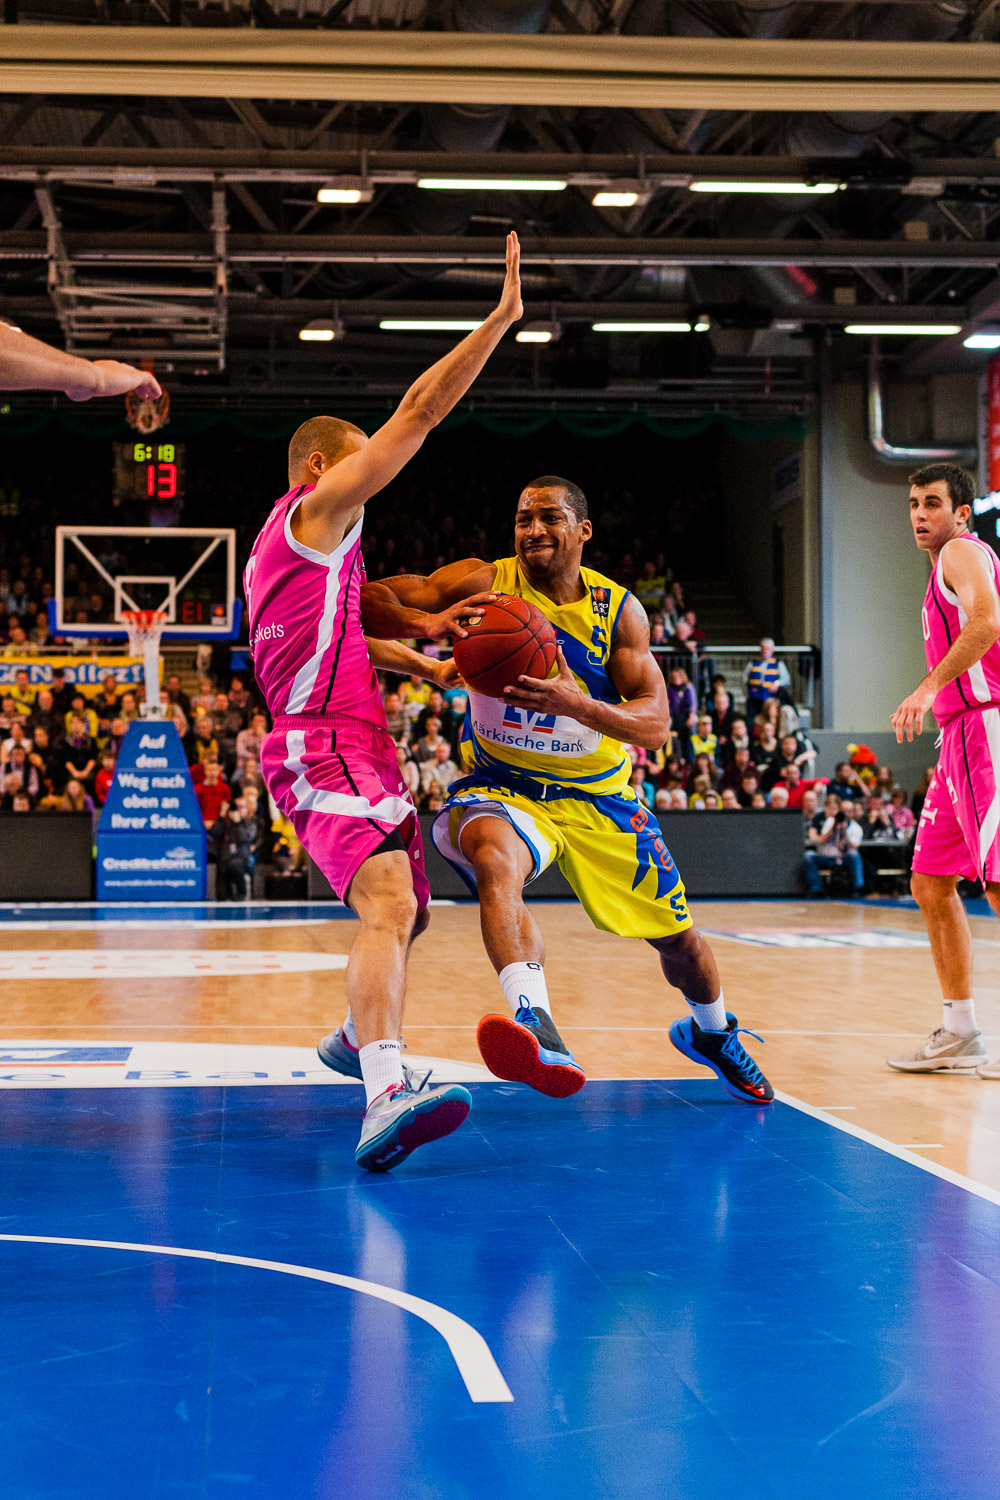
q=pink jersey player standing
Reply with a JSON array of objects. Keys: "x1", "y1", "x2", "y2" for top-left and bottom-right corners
[
  {"x1": 888, "y1": 463, "x2": 1000, "y2": 1079},
  {"x1": 244, "y1": 233, "x2": 521, "y2": 1169}
]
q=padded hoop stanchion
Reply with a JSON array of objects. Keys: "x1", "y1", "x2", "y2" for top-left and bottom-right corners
[{"x1": 121, "y1": 609, "x2": 168, "y2": 717}]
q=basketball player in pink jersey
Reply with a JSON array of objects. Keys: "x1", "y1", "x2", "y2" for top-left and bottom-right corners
[
  {"x1": 888, "y1": 463, "x2": 1000, "y2": 1078},
  {"x1": 245, "y1": 233, "x2": 521, "y2": 1169}
]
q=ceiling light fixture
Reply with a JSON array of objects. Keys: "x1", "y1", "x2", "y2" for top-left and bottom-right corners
[
  {"x1": 516, "y1": 321, "x2": 561, "y2": 344},
  {"x1": 298, "y1": 317, "x2": 343, "y2": 342},
  {"x1": 964, "y1": 332, "x2": 1000, "y2": 349},
  {"x1": 592, "y1": 321, "x2": 692, "y2": 333},
  {"x1": 592, "y1": 180, "x2": 651, "y2": 209},
  {"x1": 593, "y1": 190, "x2": 640, "y2": 208},
  {"x1": 416, "y1": 178, "x2": 567, "y2": 192},
  {"x1": 689, "y1": 180, "x2": 841, "y2": 195},
  {"x1": 379, "y1": 319, "x2": 484, "y2": 331},
  {"x1": 844, "y1": 323, "x2": 961, "y2": 336},
  {"x1": 317, "y1": 176, "x2": 373, "y2": 204}
]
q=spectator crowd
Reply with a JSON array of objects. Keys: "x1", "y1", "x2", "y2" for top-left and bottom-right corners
[{"x1": 0, "y1": 445, "x2": 922, "y2": 902}]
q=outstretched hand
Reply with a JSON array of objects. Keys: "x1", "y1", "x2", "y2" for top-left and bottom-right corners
[
  {"x1": 65, "y1": 360, "x2": 163, "y2": 402},
  {"x1": 496, "y1": 231, "x2": 522, "y2": 326},
  {"x1": 502, "y1": 646, "x2": 583, "y2": 716}
]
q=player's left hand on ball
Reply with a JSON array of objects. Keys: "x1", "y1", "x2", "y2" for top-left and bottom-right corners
[
  {"x1": 424, "y1": 593, "x2": 498, "y2": 641},
  {"x1": 891, "y1": 684, "x2": 934, "y2": 743},
  {"x1": 503, "y1": 647, "x2": 582, "y2": 714}
]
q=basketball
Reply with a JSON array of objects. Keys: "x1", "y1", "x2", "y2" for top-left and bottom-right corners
[{"x1": 452, "y1": 595, "x2": 558, "y2": 698}]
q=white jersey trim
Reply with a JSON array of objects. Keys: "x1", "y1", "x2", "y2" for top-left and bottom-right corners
[
  {"x1": 283, "y1": 731, "x2": 414, "y2": 824},
  {"x1": 283, "y1": 492, "x2": 363, "y2": 565},
  {"x1": 938, "y1": 538, "x2": 1000, "y2": 705},
  {"x1": 283, "y1": 514, "x2": 364, "y2": 716}
]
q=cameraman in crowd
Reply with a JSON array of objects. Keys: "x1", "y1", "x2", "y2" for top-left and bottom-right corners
[{"x1": 803, "y1": 793, "x2": 864, "y2": 897}]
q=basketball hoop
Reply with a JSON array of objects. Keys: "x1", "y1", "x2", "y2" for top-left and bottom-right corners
[
  {"x1": 125, "y1": 387, "x2": 170, "y2": 435},
  {"x1": 122, "y1": 609, "x2": 168, "y2": 717}
]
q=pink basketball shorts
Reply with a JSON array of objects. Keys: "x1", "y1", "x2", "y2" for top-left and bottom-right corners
[
  {"x1": 911, "y1": 707, "x2": 1000, "y2": 884},
  {"x1": 261, "y1": 712, "x2": 430, "y2": 909}
]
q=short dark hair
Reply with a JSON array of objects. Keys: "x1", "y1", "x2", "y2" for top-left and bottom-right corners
[
  {"x1": 523, "y1": 475, "x2": 588, "y2": 523},
  {"x1": 288, "y1": 415, "x2": 366, "y2": 484},
  {"x1": 909, "y1": 463, "x2": 975, "y2": 512}
]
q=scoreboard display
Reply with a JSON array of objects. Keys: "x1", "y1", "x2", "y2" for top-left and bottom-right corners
[{"x1": 113, "y1": 442, "x2": 185, "y2": 508}]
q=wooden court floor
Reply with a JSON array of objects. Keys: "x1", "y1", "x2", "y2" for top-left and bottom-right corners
[{"x1": 3, "y1": 897, "x2": 1000, "y2": 1190}]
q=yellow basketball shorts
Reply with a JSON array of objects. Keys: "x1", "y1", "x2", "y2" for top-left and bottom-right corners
[{"x1": 431, "y1": 779, "x2": 693, "y2": 941}]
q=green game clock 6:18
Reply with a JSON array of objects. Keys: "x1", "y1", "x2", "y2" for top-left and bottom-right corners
[{"x1": 112, "y1": 441, "x2": 186, "y2": 507}]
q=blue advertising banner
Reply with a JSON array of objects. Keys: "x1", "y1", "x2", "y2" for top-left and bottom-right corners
[{"x1": 96, "y1": 720, "x2": 206, "y2": 901}]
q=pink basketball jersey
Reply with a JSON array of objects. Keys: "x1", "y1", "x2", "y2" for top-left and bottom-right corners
[
  {"x1": 243, "y1": 484, "x2": 385, "y2": 726},
  {"x1": 923, "y1": 532, "x2": 1000, "y2": 724}
]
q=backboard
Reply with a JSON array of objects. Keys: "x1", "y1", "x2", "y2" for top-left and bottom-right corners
[{"x1": 53, "y1": 525, "x2": 241, "y2": 641}]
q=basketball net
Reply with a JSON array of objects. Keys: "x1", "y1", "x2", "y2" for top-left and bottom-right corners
[
  {"x1": 122, "y1": 609, "x2": 168, "y2": 717},
  {"x1": 125, "y1": 363, "x2": 170, "y2": 435}
]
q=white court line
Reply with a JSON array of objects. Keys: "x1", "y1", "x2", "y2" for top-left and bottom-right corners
[
  {"x1": 0, "y1": 1234, "x2": 512, "y2": 1403},
  {"x1": 0, "y1": 920, "x2": 334, "y2": 931},
  {"x1": 774, "y1": 1090, "x2": 1000, "y2": 1209},
  {"x1": 410, "y1": 1026, "x2": 1000, "y2": 1040}
]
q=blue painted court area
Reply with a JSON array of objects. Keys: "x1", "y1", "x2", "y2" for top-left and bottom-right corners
[{"x1": 2, "y1": 1081, "x2": 999, "y2": 1500}]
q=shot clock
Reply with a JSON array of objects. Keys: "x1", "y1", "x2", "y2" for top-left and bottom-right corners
[{"x1": 112, "y1": 441, "x2": 186, "y2": 517}]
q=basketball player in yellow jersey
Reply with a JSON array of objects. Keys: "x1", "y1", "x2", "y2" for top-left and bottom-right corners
[{"x1": 361, "y1": 477, "x2": 773, "y2": 1105}]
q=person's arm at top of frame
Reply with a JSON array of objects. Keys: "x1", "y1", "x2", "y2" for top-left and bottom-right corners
[
  {"x1": 892, "y1": 538, "x2": 1000, "y2": 742},
  {"x1": 293, "y1": 235, "x2": 522, "y2": 554},
  {"x1": 361, "y1": 558, "x2": 497, "y2": 641},
  {"x1": 501, "y1": 594, "x2": 671, "y2": 752},
  {"x1": 365, "y1": 636, "x2": 463, "y2": 689},
  {"x1": 0, "y1": 322, "x2": 162, "y2": 401}
]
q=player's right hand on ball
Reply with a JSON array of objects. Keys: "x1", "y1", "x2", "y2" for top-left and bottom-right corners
[{"x1": 424, "y1": 592, "x2": 499, "y2": 641}]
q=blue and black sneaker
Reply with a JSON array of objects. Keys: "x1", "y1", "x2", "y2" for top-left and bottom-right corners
[
  {"x1": 477, "y1": 1005, "x2": 586, "y2": 1098},
  {"x1": 669, "y1": 1013, "x2": 774, "y2": 1104}
]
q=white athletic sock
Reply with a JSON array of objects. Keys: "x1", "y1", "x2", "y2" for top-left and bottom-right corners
[
  {"x1": 499, "y1": 961, "x2": 551, "y2": 1017},
  {"x1": 342, "y1": 1009, "x2": 358, "y2": 1048},
  {"x1": 359, "y1": 1039, "x2": 404, "y2": 1107},
  {"x1": 686, "y1": 992, "x2": 728, "y2": 1033},
  {"x1": 942, "y1": 998, "x2": 977, "y2": 1038}
]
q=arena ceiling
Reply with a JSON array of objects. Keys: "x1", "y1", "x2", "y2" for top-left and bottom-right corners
[{"x1": 3, "y1": 1, "x2": 1000, "y2": 409}]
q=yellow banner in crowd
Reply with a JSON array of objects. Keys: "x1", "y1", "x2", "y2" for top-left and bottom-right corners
[{"x1": 0, "y1": 654, "x2": 161, "y2": 698}]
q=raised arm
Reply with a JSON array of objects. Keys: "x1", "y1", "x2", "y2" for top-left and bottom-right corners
[
  {"x1": 294, "y1": 235, "x2": 522, "y2": 553},
  {"x1": 501, "y1": 594, "x2": 671, "y2": 752},
  {"x1": 361, "y1": 559, "x2": 496, "y2": 640},
  {"x1": 0, "y1": 322, "x2": 162, "y2": 401},
  {"x1": 892, "y1": 538, "x2": 1000, "y2": 741}
]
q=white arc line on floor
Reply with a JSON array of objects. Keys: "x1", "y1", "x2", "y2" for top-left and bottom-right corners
[
  {"x1": 0, "y1": 1235, "x2": 513, "y2": 1403},
  {"x1": 775, "y1": 1091, "x2": 1000, "y2": 1208}
]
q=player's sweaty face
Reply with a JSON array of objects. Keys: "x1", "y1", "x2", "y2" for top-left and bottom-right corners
[
  {"x1": 514, "y1": 490, "x2": 587, "y2": 578},
  {"x1": 909, "y1": 483, "x2": 963, "y2": 552}
]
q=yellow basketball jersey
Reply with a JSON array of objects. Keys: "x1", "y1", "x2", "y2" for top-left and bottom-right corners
[{"x1": 460, "y1": 557, "x2": 632, "y2": 796}]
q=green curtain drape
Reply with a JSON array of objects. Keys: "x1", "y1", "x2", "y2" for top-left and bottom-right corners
[{"x1": 0, "y1": 403, "x2": 809, "y2": 444}]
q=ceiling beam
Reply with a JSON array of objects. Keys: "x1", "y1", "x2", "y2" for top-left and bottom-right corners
[
  {"x1": 0, "y1": 295, "x2": 967, "y2": 326},
  {"x1": 0, "y1": 148, "x2": 998, "y2": 186},
  {"x1": 3, "y1": 29, "x2": 1000, "y2": 110},
  {"x1": 2, "y1": 230, "x2": 997, "y2": 269}
]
